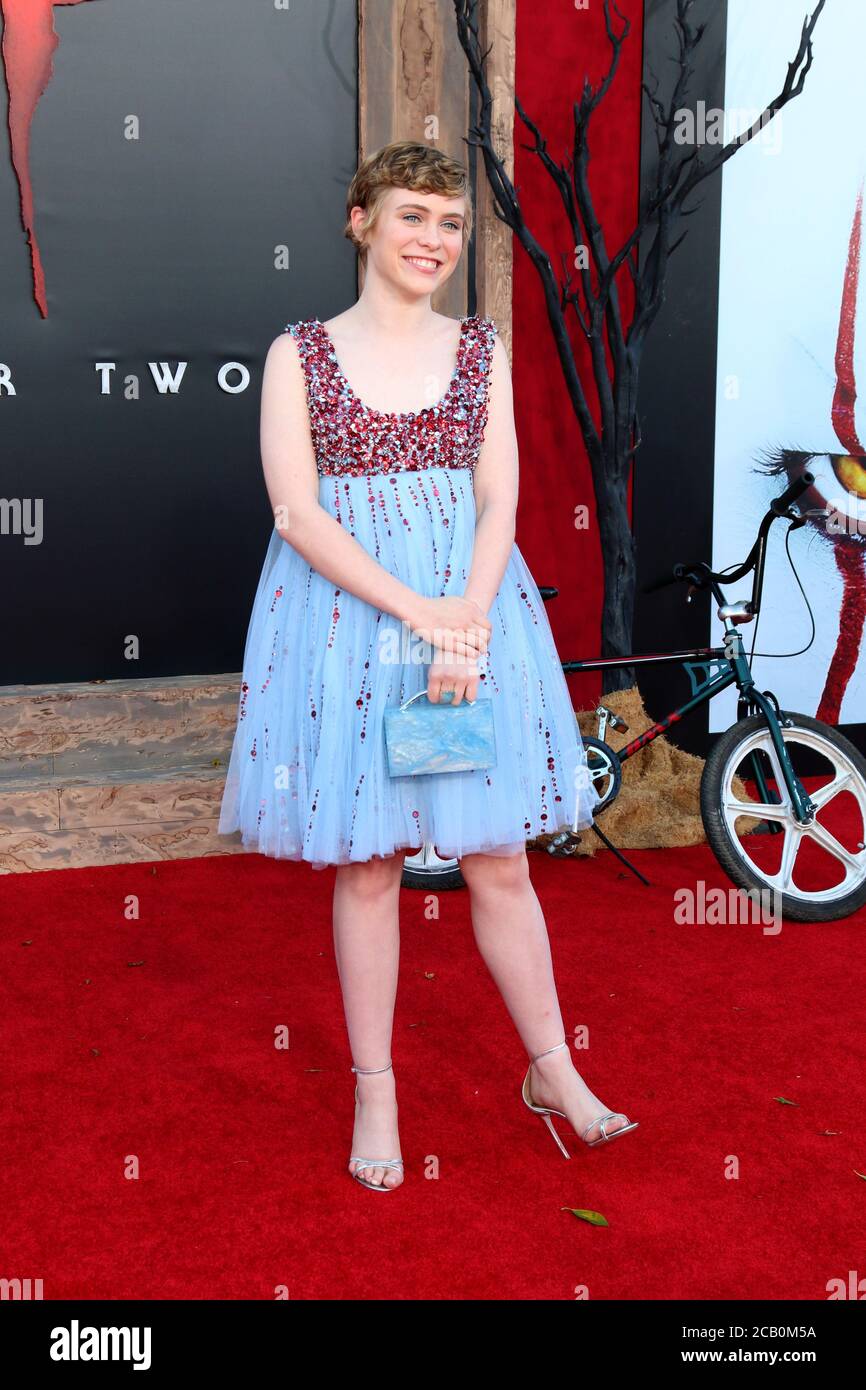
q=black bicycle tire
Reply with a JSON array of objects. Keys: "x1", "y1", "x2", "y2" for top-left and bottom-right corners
[
  {"x1": 700, "y1": 711, "x2": 866, "y2": 923},
  {"x1": 400, "y1": 860, "x2": 465, "y2": 891}
]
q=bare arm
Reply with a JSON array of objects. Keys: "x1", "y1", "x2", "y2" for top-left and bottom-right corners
[
  {"x1": 462, "y1": 332, "x2": 519, "y2": 614},
  {"x1": 260, "y1": 331, "x2": 424, "y2": 626},
  {"x1": 426, "y1": 331, "x2": 518, "y2": 705}
]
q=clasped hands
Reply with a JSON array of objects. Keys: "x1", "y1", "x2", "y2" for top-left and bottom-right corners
[{"x1": 407, "y1": 594, "x2": 491, "y2": 706}]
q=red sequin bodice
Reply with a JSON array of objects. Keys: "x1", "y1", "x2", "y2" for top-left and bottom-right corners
[{"x1": 284, "y1": 315, "x2": 497, "y2": 477}]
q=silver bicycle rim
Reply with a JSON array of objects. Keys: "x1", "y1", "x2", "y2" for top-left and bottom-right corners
[
  {"x1": 588, "y1": 751, "x2": 617, "y2": 804},
  {"x1": 719, "y1": 725, "x2": 866, "y2": 905}
]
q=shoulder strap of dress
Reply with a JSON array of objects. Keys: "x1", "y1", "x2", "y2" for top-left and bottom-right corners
[
  {"x1": 460, "y1": 315, "x2": 497, "y2": 408},
  {"x1": 283, "y1": 319, "x2": 311, "y2": 352},
  {"x1": 472, "y1": 314, "x2": 498, "y2": 357},
  {"x1": 282, "y1": 321, "x2": 328, "y2": 431},
  {"x1": 284, "y1": 320, "x2": 321, "y2": 388},
  {"x1": 284, "y1": 319, "x2": 339, "y2": 390}
]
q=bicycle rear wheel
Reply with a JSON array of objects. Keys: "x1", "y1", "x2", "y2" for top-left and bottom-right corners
[
  {"x1": 581, "y1": 735, "x2": 621, "y2": 815},
  {"x1": 700, "y1": 712, "x2": 866, "y2": 922},
  {"x1": 400, "y1": 843, "x2": 465, "y2": 892}
]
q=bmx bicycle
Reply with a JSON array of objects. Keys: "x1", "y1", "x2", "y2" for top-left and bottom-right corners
[{"x1": 401, "y1": 472, "x2": 866, "y2": 923}]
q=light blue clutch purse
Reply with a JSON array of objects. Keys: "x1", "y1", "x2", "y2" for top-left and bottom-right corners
[{"x1": 384, "y1": 690, "x2": 497, "y2": 776}]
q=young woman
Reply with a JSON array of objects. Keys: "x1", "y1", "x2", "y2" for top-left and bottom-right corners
[{"x1": 218, "y1": 140, "x2": 638, "y2": 1191}]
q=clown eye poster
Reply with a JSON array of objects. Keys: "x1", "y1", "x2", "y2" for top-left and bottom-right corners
[{"x1": 711, "y1": 0, "x2": 865, "y2": 730}]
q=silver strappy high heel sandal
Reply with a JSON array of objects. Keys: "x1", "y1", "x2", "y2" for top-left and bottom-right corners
[
  {"x1": 521, "y1": 1039, "x2": 639, "y2": 1158},
  {"x1": 348, "y1": 1059, "x2": 404, "y2": 1192}
]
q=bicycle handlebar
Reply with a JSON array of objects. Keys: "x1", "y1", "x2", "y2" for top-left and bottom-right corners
[
  {"x1": 769, "y1": 470, "x2": 815, "y2": 516},
  {"x1": 641, "y1": 470, "x2": 815, "y2": 595}
]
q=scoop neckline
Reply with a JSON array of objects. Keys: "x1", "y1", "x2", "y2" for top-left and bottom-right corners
[{"x1": 313, "y1": 315, "x2": 472, "y2": 420}]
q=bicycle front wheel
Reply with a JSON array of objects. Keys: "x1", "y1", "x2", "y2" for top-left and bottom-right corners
[{"x1": 700, "y1": 712, "x2": 866, "y2": 922}]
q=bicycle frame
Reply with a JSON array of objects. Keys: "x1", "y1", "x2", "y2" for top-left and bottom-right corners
[
  {"x1": 553, "y1": 474, "x2": 822, "y2": 828},
  {"x1": 563, "y1": 626, "x2": 818, "y2": 825}
]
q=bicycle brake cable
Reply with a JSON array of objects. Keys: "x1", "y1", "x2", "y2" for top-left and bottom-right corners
[{"x1": 737, "y1": 520, "x2": 817, "y2": 662}]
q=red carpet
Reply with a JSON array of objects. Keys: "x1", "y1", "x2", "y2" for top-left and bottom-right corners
[{"x1": 2, "y1": 839, "x2": 865, "y2": 1301}]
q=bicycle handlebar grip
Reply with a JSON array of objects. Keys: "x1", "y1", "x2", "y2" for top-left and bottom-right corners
[{"x1": 771, "y1": 470, "x2": 814, "y2": 514}]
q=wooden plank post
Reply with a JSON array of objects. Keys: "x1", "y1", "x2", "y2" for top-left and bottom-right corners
[{"x1": 358, "y1": 0, "x2": 514, "y2": 356}]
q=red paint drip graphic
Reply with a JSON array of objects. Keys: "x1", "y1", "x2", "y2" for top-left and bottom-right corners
[
  {"x1": 831, "y1": 183, "x2": 863, "y2": 455},
  {"x1": 817, "y1": 542, "x2": 865, "y2": 726},
  {"x1": 820, "y1": 185, "x2": 865, "y2": 725},
  {"x1": 1, "y1": 0, "x2": 97, "y2": 317}
]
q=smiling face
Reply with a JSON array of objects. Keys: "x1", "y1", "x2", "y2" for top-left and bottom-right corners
[{"x1": 351, "y1": 186, "x2": 466, "y2": 296}]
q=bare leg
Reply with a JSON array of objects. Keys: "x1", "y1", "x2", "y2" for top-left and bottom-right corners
[
  {"x1": 333, "y1": 854, "x2": 405, "y2": 1188},
  {"x1": 458, "y1": 849, "x2": 634, "y2": 1142}
]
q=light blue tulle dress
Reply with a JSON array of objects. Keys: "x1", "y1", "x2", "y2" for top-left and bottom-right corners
[{"x1": 217, "y1": 314, "x2": 601, "y2": 869}]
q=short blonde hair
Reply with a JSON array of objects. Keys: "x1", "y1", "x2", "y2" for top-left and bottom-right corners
[{"x1": 344, "y1": 140, "x2": 472, "y2": 261}]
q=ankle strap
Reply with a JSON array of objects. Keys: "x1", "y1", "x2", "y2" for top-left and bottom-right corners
[
  {"x1": 350, "y1": 1060, "x2": 393, "y2": 1075},
  {"x1": 530, "y1": 1039, "x2": 568, "y2": 1065}
]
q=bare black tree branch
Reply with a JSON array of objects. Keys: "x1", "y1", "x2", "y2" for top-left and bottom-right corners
[{"x1": 453, "y1": 0, "x2": 826, "y2": 691}]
